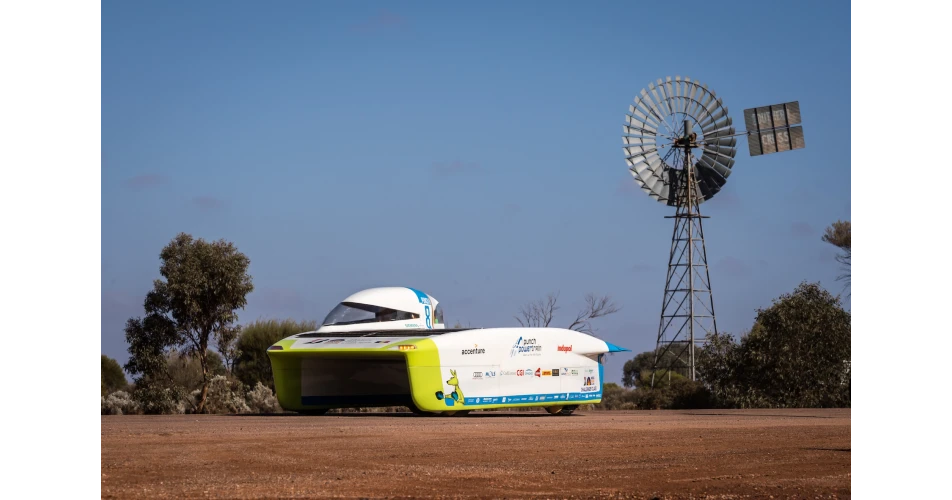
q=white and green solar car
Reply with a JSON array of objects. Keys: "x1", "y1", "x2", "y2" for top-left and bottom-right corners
[{"x1": 267, "y1": 287, "x2": 628, "y2": 416}]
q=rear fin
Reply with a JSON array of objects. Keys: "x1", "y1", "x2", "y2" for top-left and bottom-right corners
[{"x1": 605, "y1": 341, "x2": 631, "y2": 353}]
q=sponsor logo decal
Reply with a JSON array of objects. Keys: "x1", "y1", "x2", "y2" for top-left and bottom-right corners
[
  {"x1": 534, "y1": 368, "x2": 541, "y2": 378},
  {"x1": 484, "y1": 371, "x2": 496, "y2": 378},
  {"x1": 326, "y1": 339, "x2": 345, "y2": 344},
  {"x1": 510, "y1": 337, "x2": 543, "y2": 357},
  {"x1": 582, "y1": 376, "x2": 598, "y2": 392},
  {"x1": 461, "y1": 344, "x2": 486, "y2": 355},
  {"x1": 472, "y1": 372, "x2": 483, "y2": 380},
  {"x1": 571, "y1": 369, "x2": 579, "y2": 376},
  {"x1": 542, "y1": 370, "x2": 552, "y2": 376},
  {"x1": 515, "y1": 369, "x2": 525, "y2": 376},
  {"x1": 558, "y1": 344, "x2": 573, "y2": 353},
  {"x1": 435, "y1": 369, "x2": 464, "y2": 407},
  {"x1": 552, "y1": 369, "x2": 560, "y2": 377},
  {"x1": 500, "y1": 370, "x2": 518, "y2": 376},
  {"x1": 304, "y1": 339, "x2": 329, "y2": 344}
]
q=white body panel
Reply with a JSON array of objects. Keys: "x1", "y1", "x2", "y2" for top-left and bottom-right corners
[{"x1": 430, "y1": 328, "x2": 606, "y2": 406}]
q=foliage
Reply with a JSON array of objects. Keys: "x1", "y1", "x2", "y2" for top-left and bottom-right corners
[
  {"x1": 234, "y1": 319, "x2": 317, "y2": 390},
  {"x1": 822, "y1": 220, "x2": 851, "y2": 291},
  {"x1": 101, "y1": 355, "x2": 128, "y2": 396},
  {"x1": 697, "y1": 282, "x2": 851, "y2": 408},
  {"x1": 246, "y1": 382, "x2": 282, "y2": 413},
  {"x1": 594, "y1": 382, "x2": 638, "y2": 410},
  {"x1": 101, "y1": 391, "x2": 140, "y2": 415},
  {"x1": 196, "y1": 375, "x2": 250, "y2": 414},
  {"x1": 621, "y1": 350, "x2": 691, "y2": 388},
  {"x1": 593, "y1": 380, "x2": 711, "y2": 410},
  {"x1": 124, "y1": 233, "x2": 254, "y2": 413},
  {"x1": 215, "y1": 324, "x2": 242, "y2": 374},
  {"x1": 515, "y1": 292, "x2": 619, "y2": 333},
  {"x1": 167, "y1": 350, "x2": 227, "y2": 393},
  {"x1": 132, "y1": 382, "x2": 190, "y2": 415}
]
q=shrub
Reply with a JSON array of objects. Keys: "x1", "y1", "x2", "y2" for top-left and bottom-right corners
[
  {"x1": 594, "y1": 382, "x2": 639, "y2": 410},
  {"x1": 101, "y1": 391, "x2": 141, "y2": 415},
  {"x1": 246, "y1": 382, "x2": 282, "y2": 413},
  {"x1": 196, "y1": 375, "x2": 251, "y2": 414},
  {"x1": 697, "y1": 282, "x2": 851, "y2": 408},
  {"x1": 133, "y1": 383, "x2": 189, "y2": 415},
  {"x1": 101, "y1": 355, "x2": 128, "y2": 396}
]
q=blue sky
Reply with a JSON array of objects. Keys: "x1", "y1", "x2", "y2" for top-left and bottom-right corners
[{"x1": 102, "y1": 1, "x2": 851, "y2": 383}]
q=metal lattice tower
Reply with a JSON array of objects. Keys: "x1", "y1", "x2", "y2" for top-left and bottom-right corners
[
  {"x1": 652, "y1": 121, "x2": 718, "y2": 382},
  {"x1": 621, "y1": 76, "x2": 806, "y2": 384}
]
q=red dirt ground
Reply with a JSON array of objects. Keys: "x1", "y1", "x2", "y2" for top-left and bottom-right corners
[{"x1": 101, "y1": 409, "x2": 850, "y2": 499}]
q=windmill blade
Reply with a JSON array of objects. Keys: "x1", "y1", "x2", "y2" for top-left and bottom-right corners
[
  {"x1": 701, "y1": 119, "x2": 735, "y2": 138},
  {"x1": 642, "y1": 88, "x2": 674, "y2": 136},
  {"x1": 626, "y1": 115, "x2": 657, "y2": 134},
  {"x1": 629, "y1": 103, "x2": 662, "y2": 129},
  {"x1": 703, "y1": 136, "x2": 736, "y2": 148},
  {"x1": 698, "y1": 154, "x2": 733, "y2": 179},
  {"x1": 703, "y1": 145, "x2": 734, "y2": 158},
  {"x1": 625, "y1": 145, "x2": 657, "y2": 157},
  {"x1": 623, "y1": 125, "x2": 657, "y2": 138},
  {"x1": 623, "y1": 135, "x2": 656, "y2": 146}
]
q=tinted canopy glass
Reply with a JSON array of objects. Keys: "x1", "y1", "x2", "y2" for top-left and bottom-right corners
[{"x1": 322, "y1": 302, "x2": 419, "y2": 326}]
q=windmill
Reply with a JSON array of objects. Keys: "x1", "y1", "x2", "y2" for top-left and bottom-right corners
[{"x1": 622, "y1": 76, "x2": 805, "y2": 383}]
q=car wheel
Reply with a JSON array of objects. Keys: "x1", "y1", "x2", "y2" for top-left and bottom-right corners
[{"x1": 557, "y1": 405, "x2": 578, "y2": 416}]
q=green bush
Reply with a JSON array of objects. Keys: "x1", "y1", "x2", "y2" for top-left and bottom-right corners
[
  {"x1": 101, "y1": 391, "x2": 140, "y2": 415},
  {"x1": 101, "y1": 355, "x2": 128, "y2": 396},
  {"x1": 697, "y1": 282, "x2": 851, "y2": 408},
  {"x1": 133, "y1": 382, "x2": 190, "y2": 415},
  {"x1": 594, "y1": 379, "x2": 712, "y2": 410},
  {"x1": 246, "y1": 382, "x2": 282, "y2": 413},
  {"x1": 196, "y1": 375, "x2": 250, "y2": 414}
]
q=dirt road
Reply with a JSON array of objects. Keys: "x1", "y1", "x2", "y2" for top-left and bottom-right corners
[{"x1": 101, "y1": 409, "x2": 850, "y2": 499}]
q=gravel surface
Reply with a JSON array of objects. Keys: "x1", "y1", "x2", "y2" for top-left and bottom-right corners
[{"x1": 101, "y1": 409, "x2": 850, "y2": 499}]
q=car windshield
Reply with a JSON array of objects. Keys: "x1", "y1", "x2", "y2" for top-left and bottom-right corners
[{"x1": 322, "y1": 302, "x2": 419, "y2": 326}]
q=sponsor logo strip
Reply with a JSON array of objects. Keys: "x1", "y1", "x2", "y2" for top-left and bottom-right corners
[{"x1": 465, "y1": 392, "x2": 603, "y2": 405}]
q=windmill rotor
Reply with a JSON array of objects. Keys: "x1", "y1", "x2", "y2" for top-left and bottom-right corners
[{"x1": 623, "y1": 76, "x2": 737, "y2": 206}]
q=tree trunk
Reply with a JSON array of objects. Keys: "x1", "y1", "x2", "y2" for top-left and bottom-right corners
[{"x1": 196, "y1": 350, "x2": 209, "y2": 413}]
